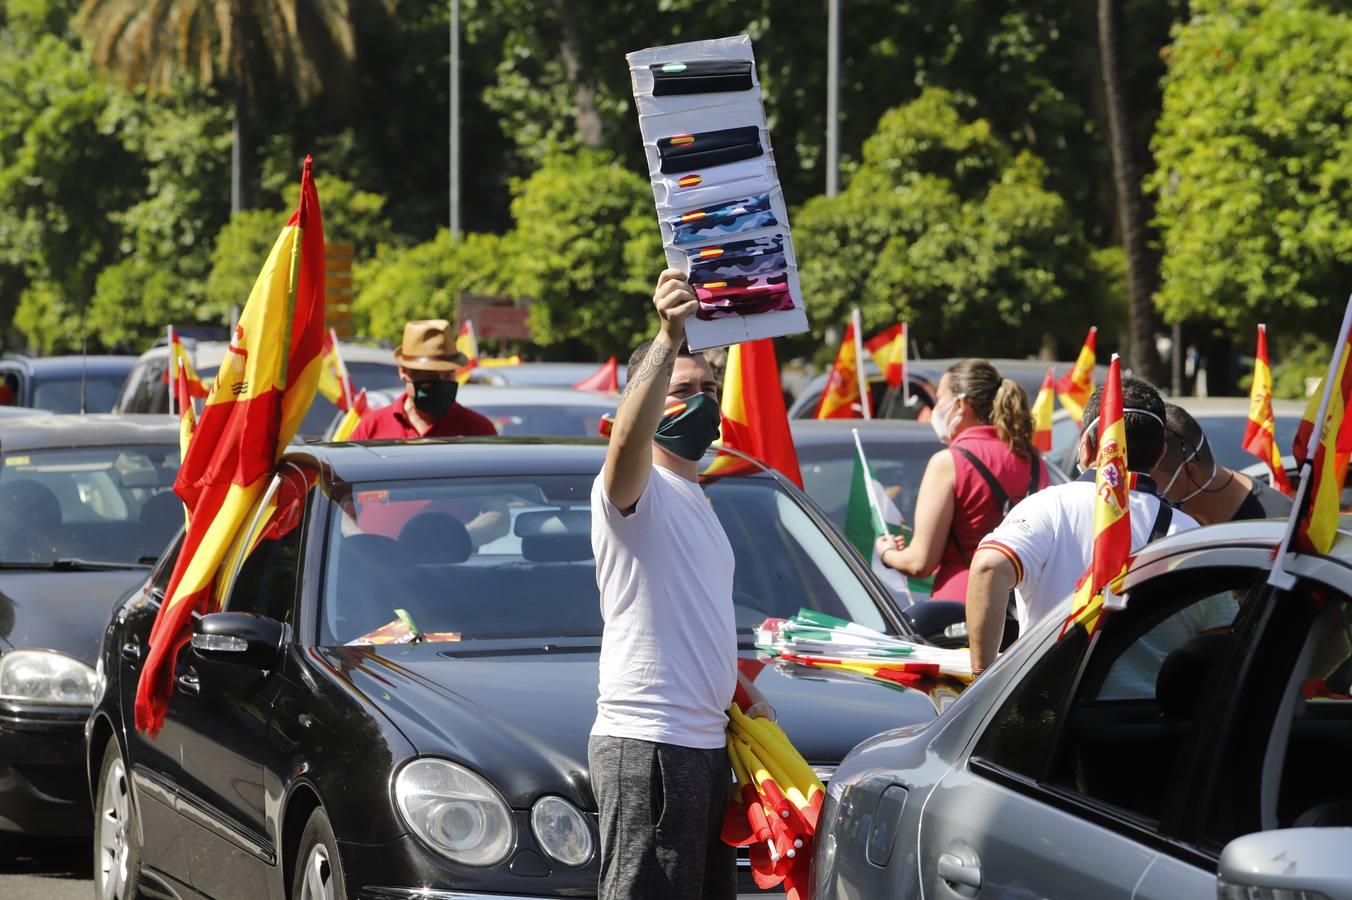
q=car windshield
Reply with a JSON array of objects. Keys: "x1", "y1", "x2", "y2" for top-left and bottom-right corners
[
  {"x1": 319, "y1": 473, "x2": 892, "y2": 646},
  {"x1": 0, "y1": 445, "x2": 182, "y2": 565},
  {"x1": 32, "y1": 375, "x2": 125, "y2": 413},
  {"x1": 797, "y1": 439, "x2": 939, "y2": 529},
  {"x1": 474, "y1": 405, "x2": 609, "y2": 437},
  {"x1": 1196, "y1": 414, "x2": 1301, "y2": 472}
]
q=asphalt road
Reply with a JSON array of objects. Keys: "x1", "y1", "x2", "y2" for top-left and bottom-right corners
[{"x1": 1, "y1": 835, "x2": 92, "y2": 899}]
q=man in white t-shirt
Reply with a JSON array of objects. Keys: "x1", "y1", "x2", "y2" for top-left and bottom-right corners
[
  {"x1": 965, "y1": 376, "x2": 1200, "y2": 673},
  {"x1": 589, "y1": 268, "x2": 771, "y2": 900}
]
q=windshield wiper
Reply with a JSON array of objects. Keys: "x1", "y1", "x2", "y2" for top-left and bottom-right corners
[{"x1": 0, "y1": 558, "x2": 151, "y2": 572}]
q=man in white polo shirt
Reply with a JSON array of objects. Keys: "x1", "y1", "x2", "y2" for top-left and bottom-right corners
[
  {"x1": 589, "y1": 268, "x2": 771, "y2": 900},
  {"x1": 965, "y1": 376, "x2": 1200, "y2": 673}
]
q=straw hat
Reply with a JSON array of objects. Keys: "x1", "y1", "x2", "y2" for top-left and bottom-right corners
[{"x1": 393, "y1": 320, "x2": 468, "y2": 372}]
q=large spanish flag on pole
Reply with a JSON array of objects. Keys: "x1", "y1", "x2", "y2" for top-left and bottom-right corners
[
  {"x1": 1055, "y1": 326, "x2": 1097, "y2": 424},
  {"x1": 1289, "y1": 297, "x2": 1352, "y2": 557},
  {"x1": 1061, "y1": 354, "x2": 1131, "y2": 639},
  {"x1": 816, "y1": 309, "x2": 871, "y2": 419},
  {"x1": 135, "y1": 157, "x2": 326, "y2": 735},
  {"x1": 705, "y1": 339, "x2": 803, "y2": 487},
  {"x1": 318, "y1": 327, "x2": 355, "y2": 411},
  {"x1": 1243, "y1": 324, "x2": 1293, "y2": 496}
]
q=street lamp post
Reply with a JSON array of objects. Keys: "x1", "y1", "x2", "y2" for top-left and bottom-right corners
[
  {"x1": 826, "y1": 0, "x2": 840, "y2": 198},
  {"x1": 450, "y1": 0, "x2": 462, "y2": 240}
]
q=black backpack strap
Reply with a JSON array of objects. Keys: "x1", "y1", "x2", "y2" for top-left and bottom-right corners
[
  {"x1": 1148, "y1": 499, "x2": 1174, "y2": 543},
  {"x1": 953, "y1": 447, "x2": 1011, "y2": 516}
]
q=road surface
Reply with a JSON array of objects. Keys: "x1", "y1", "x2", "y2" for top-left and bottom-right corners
[{"x1": 1, "y1": 835, "x2": 91, "y2": 899}]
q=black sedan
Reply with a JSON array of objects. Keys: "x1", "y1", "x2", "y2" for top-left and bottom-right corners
[
  {"x1": 87, "y1": 438, "x2": 940, "y2": 900},
  {"x1": 0, "y1": 414, "x2": 181, "y2": 837}
]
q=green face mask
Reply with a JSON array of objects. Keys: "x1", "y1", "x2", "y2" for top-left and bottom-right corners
[
  {"x1": 411, "y1": 379, "x2": 459, "y2": 418},
  {"x1": 653, "y1": 392, "x2": 721, "y2": 461}
]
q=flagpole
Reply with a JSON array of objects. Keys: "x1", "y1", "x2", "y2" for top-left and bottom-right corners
[
  {"x1": 852, "y1": 308, "x2": 871, "y2": 419},
  {"x1": 1268, "y1": 293, "x2": 1352, "y2": 589},
  {"x1": 901, "y1": 322, "x2": 912, "y2": 407},
  {"x1": 329, "y1": 327, "x2": 353, "y2": 410},
  {"x1": 167, "y1": 325, "x2": 177, "y2": 418}
]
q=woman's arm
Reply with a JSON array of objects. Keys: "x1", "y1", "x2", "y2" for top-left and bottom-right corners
[{"x1": 878, "y1": 449, "x2": 955, "y2": 576}]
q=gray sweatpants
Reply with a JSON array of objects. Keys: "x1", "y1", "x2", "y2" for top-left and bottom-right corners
[{"x1": 588, "y1": 734, "x2": 736, "y2": 900}]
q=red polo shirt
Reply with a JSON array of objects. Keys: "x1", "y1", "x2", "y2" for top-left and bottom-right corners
[{"x1": 349, "y1": 396, "x2": 498, "y2": 440}]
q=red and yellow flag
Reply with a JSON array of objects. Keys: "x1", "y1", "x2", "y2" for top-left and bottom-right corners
[
  {"x1": 455, "y1": 320, "x2": 479, "y2": 384},
  {"x1": 1291, "y1": 310, "x2": 1352, "y2": 555},
  {"x1": 317, "y1": 328, "x2": 355, "y2": 411},
  {"x1": 1243, "y1": 325, "x2": 1293, "y2": 496},
  {"x1": 705, "y1": 339, "x2": 803, "y2": 487},
  {"x1": 1055, "y1": 326, "x2": 1098, "y2": 424},
  {"x1": 864, "y1": 323, "x2": 906, "y2": 390},
  {"x1": 574, "y1": 356, "x2": 620, "y2": 393},
  {"x1": 135, "y1": 157, "x2": 326, "y2": 735},
  {"x1": 332, "y1": 388, "x2": 369, "y2": 442},
  {"x1": 1061, "y1": 354, "x2": 1131, "y2": 639},
  {"x1": 163, "y1": 326, "x2": 208, "y2": 410},
  {"x1": 816, "y1": 311, "x2": 870, "y2": 419},
  {"x1": 1031, "y1": 367, "x2": 1056, "y2": 453}
]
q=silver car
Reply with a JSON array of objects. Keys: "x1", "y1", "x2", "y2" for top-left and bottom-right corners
[{"x1": 813, "y1": 516, "x2": 1352, "y2": 898}]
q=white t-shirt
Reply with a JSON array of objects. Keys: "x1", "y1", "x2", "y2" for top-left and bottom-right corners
[
  {"x1": 590, "y1": 465, "x2": 737, "y2": 749},
  {"x1": 977, "y1": 479, "x2": 1200, "y2": 633}
]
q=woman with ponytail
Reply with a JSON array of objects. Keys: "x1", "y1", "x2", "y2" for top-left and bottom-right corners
[{"x1": 876, "y1": 359, "x2": 1048, "y2": 601}]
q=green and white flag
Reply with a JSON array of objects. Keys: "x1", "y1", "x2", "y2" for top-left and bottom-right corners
[{"x1": 845, "y1": 430, "x2": 932, "y2": 606}]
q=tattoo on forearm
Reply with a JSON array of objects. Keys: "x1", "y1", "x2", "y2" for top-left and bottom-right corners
[{"x1": 620, "y1": 340, "x2": 674, "y2": 400}]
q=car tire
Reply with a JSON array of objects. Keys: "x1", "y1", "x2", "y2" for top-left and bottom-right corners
[
  {"x1": 292, "y1": 807, "x2": 346, "y2": 900},
  {"x1": 94, "y1": 738, "x2": 144, "y2": 900}
]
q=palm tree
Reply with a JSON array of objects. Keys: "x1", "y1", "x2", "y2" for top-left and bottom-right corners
[{"x1": 78, "y1": 0, "x2": 356, "y2": 212}]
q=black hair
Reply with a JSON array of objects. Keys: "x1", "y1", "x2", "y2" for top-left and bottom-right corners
[
  {"x1": 1080, "y1": 375, "x2": 1167, "y2": 472},
  {"x1": 1160, "y1": 403, "x2": 1217, "y2": 471},
  {"x1": 627, "y1": 339, "x2": 699, "y2": 384}
]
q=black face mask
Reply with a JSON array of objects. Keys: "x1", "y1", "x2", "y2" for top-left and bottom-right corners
[
  {"x1": 654, "y1": 392, "x2": 721, "y2": 461},
  {"x1": 411, "y1": 379, "x2": 459, "y2": 418}
]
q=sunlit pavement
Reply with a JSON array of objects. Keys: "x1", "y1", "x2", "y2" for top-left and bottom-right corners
[{"x1": 0, "y1": 835, "x2": 91, "y2": 899}]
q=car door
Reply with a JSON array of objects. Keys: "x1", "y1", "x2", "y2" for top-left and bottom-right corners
[
  {"x1": 165, "y1": 467, "x2": 309, "y2": 898},
  {"x1": 916, "y1": 565, "x2": 1270, "y2": 899}
]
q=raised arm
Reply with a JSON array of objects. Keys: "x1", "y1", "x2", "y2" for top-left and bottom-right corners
[{"x1": 603, "y1": 269, "x2": 699, "y2": 514}]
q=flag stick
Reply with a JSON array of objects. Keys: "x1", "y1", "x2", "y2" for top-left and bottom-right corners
[
  {"x1": 851, "y1": 308, "x2": 871, "y2": 419},
  {"x1": 851, "y1": 428, "x2": 885, "y2": 534},
  {"x1": 166, "y1": 325, "x2": 177, "y2": 418},
  {"x1": 901, "y1": 322, "x2": 912, "y2": 407},
  {"x1": 1268, "y1": 293, "x2": 1352, "y2": 589}
]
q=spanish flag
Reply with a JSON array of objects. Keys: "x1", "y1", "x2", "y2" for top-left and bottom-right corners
[
  {"x1": 135, "y1": 157, "x2": 326, "y2": 735},
  {"x1": 1031, "y1": 367, "x2": 1055, "y2": 453},
  {"x1": 1055, "y1": 326, "x2": 1097, "y2": 424},
  {"x1": 332, "y1": 388, "x2": 368, "y2": 442},
  {"x1": 173, "y1": 363, "x2": 197, "y2": 526},
  {"x1": 864, "y1": 323, "x2": 906, "y2": 390},
  {"x1": 816, "y1": 309, "x2": 870, "y2": 419},
  {"x1": 1290, "y1": 303, "x2": 1352, "y2": 555},
  {"x1": 455, "y1": 320, "x2": 479, "y2": 384},
  {"x1": 705, "y1": 339, "x2": 803, "y2": 487},
  {"x1": 317, "y1": 327, "x2": 355, "y2": 411},
  {"x1": 1243, "y1": 325, "x2": 1293, "y2": 496},
  {"x1": 163, "y1": 325, "x2": 208, "y2": 410},
  {"x1": 1061, "y1": 354, "x2": 1131, "y2": 639}
]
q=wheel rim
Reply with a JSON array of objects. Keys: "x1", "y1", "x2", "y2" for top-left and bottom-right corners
[
  {"x1": 300, "y1": 842, "x2": 335, "y2": 900},
  {"x1": 97, "y1": 755, "x2": 132, "y2": 900}
]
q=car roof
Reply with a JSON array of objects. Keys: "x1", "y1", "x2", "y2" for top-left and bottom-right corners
[
  {"x1": 790, "y1": 418, "x2": 939, "y2": 445},
  {"x1": 288, "y1": 437, "x2": 775, "y2": 485},
  {"x1": 0, "y1": 413, "x2": 179, "y2": 451},
  {"x1": 133, "y1": 341, "x2": 395, "y2": 369},
  {"x1": 1166, "y1": 395, "x2": 1307, "y2": 416},
  {"x1": 0, "y1": 355, "x2": 138, "y2": 374}
]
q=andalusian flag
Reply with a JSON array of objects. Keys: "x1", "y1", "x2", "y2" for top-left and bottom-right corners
[
  {"x1": 332, "y1": 388, "x2": 369, "y2": 442},
  {"x1": 1243, "y1": 325, "x2": 1293, "y2": 495},
  {"x1": 864, "y1": 323, "x2": 907, "y2": 391},
  {"x1": 135, "y1": 157, "x2": 326, "y2": 735},
  {"x1": 705, "y1": 339, "x2": 802, "y2": 487},
  {"x1": 1055, "y1": 326, "x2": 1098, "y2": 424},
  {"x1": 843, "y1": 431, "x2": 925, "y2": 605},
  {"x1": 164, "y1": 325, "x2": 208, "y2": 415},
  {"x1": 318, "y1": 327, "x2": 355, "y2": 411},
  {"x1": 1288, "y1": 298, "x2": 1352, "y2": 556},
  {"x1": 1031, "y1": 367, "x2": 1055, "y2": 453},
  {"x1": 816, "y1": 309, "x2": 871, "y2": 419},
  {"x1": 1061, "y1": 354, "x2": 1131, "y2": 639},
  {"x1": 455, "y1": 320, "x2": 479, "y2": 384}
]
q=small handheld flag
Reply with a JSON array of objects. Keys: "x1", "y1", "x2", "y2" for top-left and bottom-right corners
[
  {"x1": 1243, "y1": 324, "x2": 1293, "y2": 495},
  {"x1": 1055, "y1": 326, "x2": 1098, "y2": 424}
]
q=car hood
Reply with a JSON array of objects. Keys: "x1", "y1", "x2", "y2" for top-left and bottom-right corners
[
  {"x1": 317, "y1": 643, "x2": 939, "y2": 811},
  {"x1": 0, "y1": 569, "x2": 147, "y2": 663}
]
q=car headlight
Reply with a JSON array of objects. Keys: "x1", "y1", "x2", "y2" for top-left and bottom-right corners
[
  {"x1": 394, "y1": 759, "x2": 514, "y2": 866},
  {"x1": 530, "y1": 796, "x2": 592, "y2": 867},
  {"x1": 0, "y1": 650, "x2": 99, "y2": 705}
]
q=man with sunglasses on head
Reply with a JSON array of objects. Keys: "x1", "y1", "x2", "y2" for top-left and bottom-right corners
[
  {"x1": 964, "y1": 376, "x2": 1200, "y2": 674},
  {"x1": 1151, "y1": 403, "x2": 1292, "y2": 524}
]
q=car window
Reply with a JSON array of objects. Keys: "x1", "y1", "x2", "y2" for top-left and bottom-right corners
[
  {"x1": 0, "y1": 444, "x2": 182, "y2": 564},
  {"x1": 318, "y1": 473, "x2": 893, "y2": 646},
  {"x1": 149, "y1": 533, "x2": 184, "y2": 599},
  {"x1": 798, "y1": 440, "x2": 938, "y2": 528},
  {"x1": 31, "y1": 375, "x2": 125, "y2": 414},
  {"x1": 0, "y1": 369, "x2": 19, "y2": 405},
  {"x1": 219, "y1": 468, "x2": 312, "y2": 624},
  {"x1": 972, "y1": 568, "x2": 1267, "y2": 828},
  {"x1": 473, "y1": 405, "x2": 609, "y2": 437}
]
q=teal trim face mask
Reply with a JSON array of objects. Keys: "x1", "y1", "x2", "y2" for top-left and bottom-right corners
[
  {"x1": 411, "y1": 379, "x2": 459, "y2": 419},
  {"x1": 654, "y1": 393, "x2": 721, "y2": 460}
]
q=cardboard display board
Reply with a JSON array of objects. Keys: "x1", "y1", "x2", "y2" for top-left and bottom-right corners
[{"x1": 627, "y1": 35, "x2": 809, "y2": 351}]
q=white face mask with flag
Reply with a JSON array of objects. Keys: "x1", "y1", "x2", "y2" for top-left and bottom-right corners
[{"x1": 930, "y1": 395, "x2": 963, "y2": 444}]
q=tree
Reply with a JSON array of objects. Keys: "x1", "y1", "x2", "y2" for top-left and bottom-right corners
[
  {"x1": 1149, "y1": 0, "x2": 1352, "y2": 339},
  {"x1": 76, "y1": 0, "x2": 357, "y2": 211}
]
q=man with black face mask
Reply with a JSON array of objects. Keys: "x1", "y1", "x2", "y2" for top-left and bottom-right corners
[
  {"x1": 588, "y1": 269, "x2": 771, "y2": 900},
  {"x1": 349, "y1": 319, "x2": 497, "y2": 440}
]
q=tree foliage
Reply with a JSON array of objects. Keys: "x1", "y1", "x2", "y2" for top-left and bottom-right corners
[{"x1": 1150, "y1": 0, "x2": 1352, "y2": 335}]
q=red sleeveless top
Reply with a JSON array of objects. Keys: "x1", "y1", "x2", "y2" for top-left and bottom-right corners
[{"x1": 931, "y1": 425, "x2": 1048, "y2": 602}]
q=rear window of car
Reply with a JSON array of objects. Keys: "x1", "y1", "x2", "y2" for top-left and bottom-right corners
[
  {"x1": 319, "y1": 473, "x2": 892, "y2": 646},
  {"x1": 473, "y1": 405, "x2": 609, "y2": 437},
  {"x1": 32, "y1": 375, "x2": 125, "y2": 414}
]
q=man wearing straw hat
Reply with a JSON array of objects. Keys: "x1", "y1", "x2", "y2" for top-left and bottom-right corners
[{"x1": 350, "y1": 319, "x2": 497, "y2": 440}]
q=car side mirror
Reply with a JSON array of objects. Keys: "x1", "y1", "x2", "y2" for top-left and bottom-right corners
[
  {"x1": 191, "y1": 612, "x2": 285, "y2": 669},
  {"x1": 1217, "y1": 827, "x2": 1352, "y2": 899}
]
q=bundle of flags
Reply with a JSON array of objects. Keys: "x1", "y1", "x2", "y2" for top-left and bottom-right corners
[
  {"x1": 135, "y1": 157, "x2": 327, "y2": 735},
  {"x1": 755, "y1": 610, "x2": 973, "y2": 685},
  {"x1": 722, "y1": 694, "x2": 824, "y2": 899}
]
